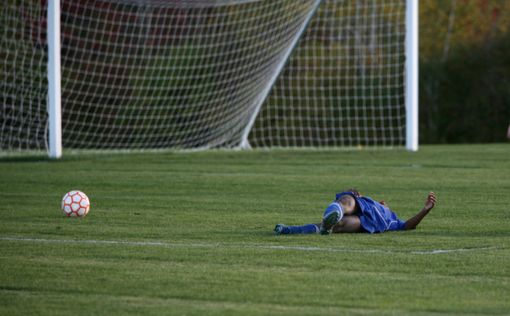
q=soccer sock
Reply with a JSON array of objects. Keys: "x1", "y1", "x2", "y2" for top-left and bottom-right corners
[
  {"x1": 322, "y1": 202, "x2": 344, "y2": 222},
  {"x1": 283, "y1": 224, "x2": 319, "y2": 234}
]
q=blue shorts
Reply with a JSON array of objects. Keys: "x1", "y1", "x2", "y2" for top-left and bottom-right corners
[
  {"x1": 358, "y1": 203, "x2": 406, "y2": 233},
  {"x1": 336, "y1": 192, "x2": 406, "y2": 233}
]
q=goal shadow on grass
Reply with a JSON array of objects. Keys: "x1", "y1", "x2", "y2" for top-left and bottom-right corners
[{"x1": 0, "y1": 155, "x2": 50, "y2": 163}]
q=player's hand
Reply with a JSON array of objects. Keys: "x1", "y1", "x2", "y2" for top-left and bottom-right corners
[
  {"x1": 379, "y1": 200, "x2": 387, "y2": 206},
  {"x1": 424, "y1": 192, "x2": 437, "y2": 211}
]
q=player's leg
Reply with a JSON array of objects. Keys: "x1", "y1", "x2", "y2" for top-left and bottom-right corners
[
  {"x1": 275, "y1": 201, "x2": 344, "y2": 235},
  {"x1": 275, "y1": 216, "x2": 362, "y2": 235},
  {"x1": 331, "y1": 215, "x2": 363, "y2": 233},
  {"x1": 274, "y1": 223, "x2": 320, "y2": 235},
  {"x1": 275, "y1": 197, "x2": 362, "y2": 235},
  {"x1": 336, "y1": 194, "x2": 358, "y2": 215}
]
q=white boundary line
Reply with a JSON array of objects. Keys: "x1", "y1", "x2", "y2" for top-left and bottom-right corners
[{"x1": 0, "y1": 236, "x2": 502, "y2": 255}]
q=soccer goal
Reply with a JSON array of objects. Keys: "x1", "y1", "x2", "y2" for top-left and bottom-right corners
[
  {"x1": 0, "y1": 0, "x2": 417, "y2": 158},
  {"x1": 252, "y1": 0, "x2": 418, "y2": 150}
]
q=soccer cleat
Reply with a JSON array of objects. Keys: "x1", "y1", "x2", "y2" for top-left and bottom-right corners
[
  {"x1": 274, "y1": 224, "x2": 287, "y2": 235},
  {"x1": 319, "y1": 202, "x2": 344, "y2": 235},
  {"x1": 319, "y1": 210, "x2": 341, "y2": 235}
]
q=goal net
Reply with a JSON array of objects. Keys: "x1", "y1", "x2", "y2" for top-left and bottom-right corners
[
  {"x1": 1, "y1": 0, "x2": 414, "y2": 154},
  {"x1": 1, "y1": 0, "x2": 321, "y2": 151},
  {"x1": 251, "y1": 0, "x2": 408, "y2": 148},
  {"x1": 1, "y1": 1, "x2": 48, "y2": 151}
]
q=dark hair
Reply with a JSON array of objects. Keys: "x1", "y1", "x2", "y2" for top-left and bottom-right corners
[{"x1": 343, "y1": 188, "x2": 360, "y2": 198}]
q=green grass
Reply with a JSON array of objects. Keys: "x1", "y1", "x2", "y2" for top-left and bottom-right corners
[{"x1": 0, "y1": 144, "x2": 509, "y2": 315}]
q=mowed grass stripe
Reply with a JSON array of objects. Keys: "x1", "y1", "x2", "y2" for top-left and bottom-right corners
[
  {"x1": 1, "y1": 241, "x2": 508, "y2": 315},
  {"x1": 0, "y1": 290, "x2": 459, "y2": 316},
  {"x1": 0, "y1": 236, "x2": 505, "y2": 255},
  {"x1": 0, "y1": 144, "x2": 509, "y2": 315}
]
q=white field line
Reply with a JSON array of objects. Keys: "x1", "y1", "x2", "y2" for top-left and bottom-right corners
[{"x1": 0, "y1": 236, "x2": 502, "y2": 255}]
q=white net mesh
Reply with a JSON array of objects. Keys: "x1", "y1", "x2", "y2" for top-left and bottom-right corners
[
  {"x1": 1, "y1": 0, "x2": 320, "y2": 151},
  {"x1": 250, "y1": 0, "x2": 407, "y2": 148},
  {"x1": 1, "y1": 1, "x2": 48, "y2": 150},
  {"x1": 1, "y1": 0, "x2": 407, "y2": 152}
]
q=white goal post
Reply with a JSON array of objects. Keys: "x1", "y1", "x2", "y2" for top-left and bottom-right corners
[
  {"x1": 406, "y1": 0, "x2": 419, "y2": 152},
  {"x1": 48, "y1": 0, "x2": 62, "y2": 158},
  {"x1": 0, "y1": 0, "x2": 418, "y2": 157}
]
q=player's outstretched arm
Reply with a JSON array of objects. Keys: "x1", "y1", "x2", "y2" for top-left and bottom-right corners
[{"x1": 404, "y1": 192, "x2": 437, "y2": 230}]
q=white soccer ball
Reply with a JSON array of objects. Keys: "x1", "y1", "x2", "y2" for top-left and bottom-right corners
[{"x1": 61, "y1": 190, "x2": 90, "y2": 217}]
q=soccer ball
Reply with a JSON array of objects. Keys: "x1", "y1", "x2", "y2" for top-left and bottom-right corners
[{"x1": 61, "y1": 190, "x2": 90, "y2": 217}]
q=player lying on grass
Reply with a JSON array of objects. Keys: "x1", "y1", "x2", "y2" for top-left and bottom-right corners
[{"x1": 274, "y1": 190, "x2": 437, "y2": 234}]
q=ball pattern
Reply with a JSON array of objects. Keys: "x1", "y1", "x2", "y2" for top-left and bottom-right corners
[{"x1": 61, "y1": 191, "x2": 90, "y2": 217}]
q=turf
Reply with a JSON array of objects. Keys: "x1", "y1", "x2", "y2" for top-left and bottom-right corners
[{"x1": 0, "y1": 144, "x2": 509, "y2": 315}]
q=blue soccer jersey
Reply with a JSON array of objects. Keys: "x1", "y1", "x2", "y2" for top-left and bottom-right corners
[{"x1": 335, "y1": 191, "x2": 406, "y2": 233}]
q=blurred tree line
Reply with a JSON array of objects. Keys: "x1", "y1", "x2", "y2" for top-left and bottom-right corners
[{"x1": 420, "y1": 0, "x2": 510, "y2": 143}]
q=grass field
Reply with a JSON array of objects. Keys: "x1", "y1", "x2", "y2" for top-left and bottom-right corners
[{"x1": 0, "y1": 144, "x2": 509, "y2": 315}]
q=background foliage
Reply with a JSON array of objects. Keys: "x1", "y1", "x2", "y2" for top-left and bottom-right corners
[{"x1": 419, "y1": 0, "x2": 510, "y2": 143}]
